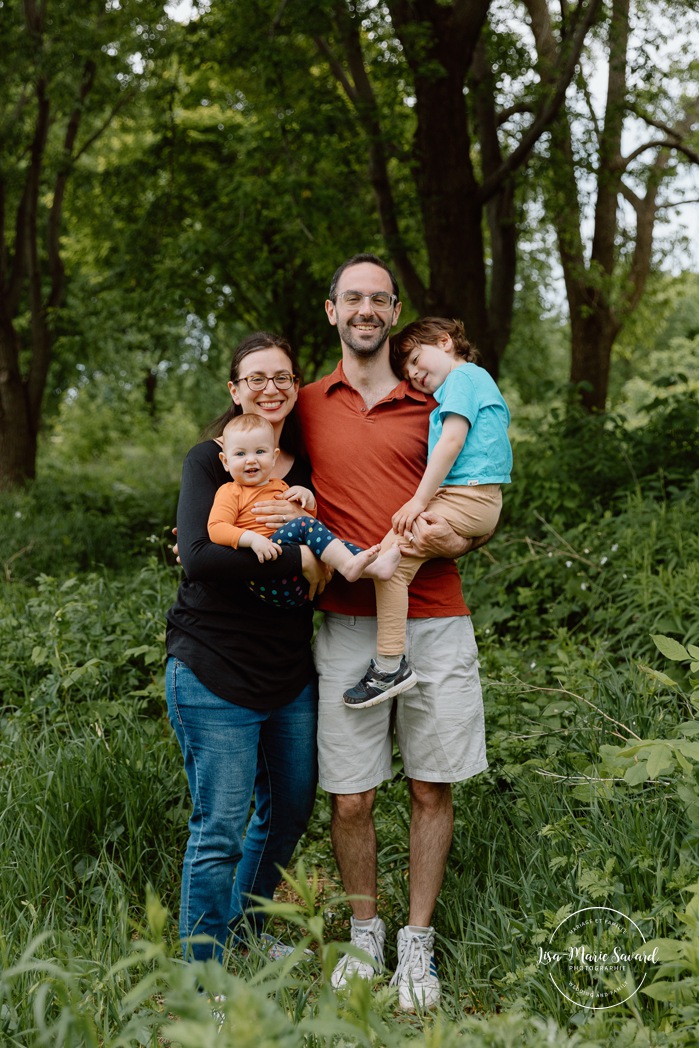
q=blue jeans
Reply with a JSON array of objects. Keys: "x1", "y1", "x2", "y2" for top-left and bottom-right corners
[{"x1": 166, "y1": 657, "x2": 318, "y2": 961}]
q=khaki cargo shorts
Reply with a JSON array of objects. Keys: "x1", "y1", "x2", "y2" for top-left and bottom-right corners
[{"x1": 314, "y1": 613, "x2": 488, "y2": 793}]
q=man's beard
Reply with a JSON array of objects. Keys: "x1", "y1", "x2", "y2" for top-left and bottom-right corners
[{"x1": 338, "y1": 316, "x2": 391, "y2": 357}]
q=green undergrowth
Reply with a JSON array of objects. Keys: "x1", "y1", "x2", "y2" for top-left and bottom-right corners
[{"x1": 1, "y1": 398, "x2": 698, "y2": 1044}]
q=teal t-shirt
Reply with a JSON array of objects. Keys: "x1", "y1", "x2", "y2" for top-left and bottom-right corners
[{"x1": 429, "y1": 363, "x2": 512, "y2": 485}]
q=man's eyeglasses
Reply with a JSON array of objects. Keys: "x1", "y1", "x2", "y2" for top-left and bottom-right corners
[
  {"x1": 237, "y1": 372, "x2": 297, "y2": 391},
  {"x1": 335, "y1": 291, "x2": 397, "y2": 311}
]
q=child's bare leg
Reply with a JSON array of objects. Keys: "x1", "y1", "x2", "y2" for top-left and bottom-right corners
[{"x1": 321, "y1": 538, "x2": 401, "y2": 583}]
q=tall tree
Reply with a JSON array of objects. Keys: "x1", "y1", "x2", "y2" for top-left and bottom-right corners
[
  {"x1": 526, "y1": 0, "x2": 699, "y2": 410},
  {"x1": 0, "y1": 0, "x2": 172, "y2": 488},
  {"x1": 225, "y1": 0, "x2": 696, "y2": 404},
  {"x1": 305, "y1": 0, "x2": 602, "y2": 376},
  {"x1": 58, "y1": 7, "x2": 381, "y2": 396}
]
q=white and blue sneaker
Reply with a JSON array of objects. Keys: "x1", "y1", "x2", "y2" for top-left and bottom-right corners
[
  {"x1": 330, "y1": 916, "x2": 386, "y2": 988},
  {"x1": 390, "y1": 926, "x2": 441, "y2": 1011}
]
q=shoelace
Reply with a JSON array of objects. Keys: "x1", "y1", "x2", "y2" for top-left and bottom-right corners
[
  {"x1": 352, "y1": 924, "x2": 383, "y2": 960},
  {"x1": 389, "y1": 933, "x2": 432, "y2": 985}
]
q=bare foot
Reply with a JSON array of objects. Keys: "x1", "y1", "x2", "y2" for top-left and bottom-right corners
[
  {"x1": 341, "y1": 544, "x2": 381, "y2": 582},
  {"x1": 360, "y1": 543, "x2": 402, "y2": 581}
]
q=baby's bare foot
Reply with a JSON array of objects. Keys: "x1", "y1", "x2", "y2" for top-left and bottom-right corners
[
  {"x1": 361, "y1": 543, "x2": 402, "y2": 581},
  {"x1": 341, "y1": 544, "x2": 381, "y2": 582}
]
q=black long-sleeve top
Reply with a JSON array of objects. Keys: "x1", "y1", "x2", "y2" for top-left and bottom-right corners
[{"x1": 166, "y1": 440, "x2": 315, "y2": 709}]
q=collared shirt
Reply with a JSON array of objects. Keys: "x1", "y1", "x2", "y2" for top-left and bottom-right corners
[{"x1": 297, "y1": 361, "x2": 468, "y2": 618}]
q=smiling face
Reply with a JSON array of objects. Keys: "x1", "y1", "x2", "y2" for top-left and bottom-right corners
[
  {"x1": 219, "y1": 421, "x2": 280, "y2": 487},
  {"x1": 403, "y1": 337, "x2": 458, "y2": 394},
  {"x1": 228, "y1": 346, "x2": 299, "y2": 428},
  {"x1": 325, "y1": 261, "x2": 402, "y2": 359}
]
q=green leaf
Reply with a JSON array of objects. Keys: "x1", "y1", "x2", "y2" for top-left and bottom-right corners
[
  {"x1": 624, "y1": 761, "x2": 650, "y2": 785},
  {"x1": 646, "y1": 743, "x2": 674, "y2": 778},
  {"x1": 639, "y1": 938, "x2": 686, "y2": 961},
  {"x1": 542, "y1": 700, "x2": 576, "y2": 717},
  {"x1": 641, "y1": 980, "x2": 691, "y2": 1002},
  {"x1": 652, "y1": 634, "x2": 689, "y2": 661},
  {"x1": 637, "y1": 663, "x2": 681, "y2": 689}
]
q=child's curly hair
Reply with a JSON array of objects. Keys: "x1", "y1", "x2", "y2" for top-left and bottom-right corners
[{"x1": 390, "y1": 317, "x2": 481, "y2": 379}]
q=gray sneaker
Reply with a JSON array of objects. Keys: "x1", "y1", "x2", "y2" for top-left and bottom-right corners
[
  {"x1": 390, "y1": 926, "x2": 441, "y2": 1011},
  {"x1": 343, "y1": 658, "x2": 418, "y2": 709},
  {"x1": 330, "y1": 916, "x2": 386, "y2": 988},
  {"x1": 258, "y1": 932, "x2": 313, "y2": 962}
]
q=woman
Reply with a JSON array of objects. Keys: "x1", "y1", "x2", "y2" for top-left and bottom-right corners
[{"x1": 166, "y1": 332, "x2": 323, "y2": 963}]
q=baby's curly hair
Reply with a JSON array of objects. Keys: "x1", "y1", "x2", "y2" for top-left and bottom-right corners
[{"x1": 390, "y1": 317, "x2": 481, "y2": 378}]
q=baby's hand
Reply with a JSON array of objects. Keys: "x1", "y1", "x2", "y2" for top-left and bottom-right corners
[
  {"x1": 285, "y1": 485, "x2": 316, "y2": 512},
  {"x1": 392, "y1": 497, "x2": 427, "y2": 536},
  {"x1": 250, "y1": 534, "x2": 282, "y2": 563}
]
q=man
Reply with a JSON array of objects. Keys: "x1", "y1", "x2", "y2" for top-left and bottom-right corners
[{"x1": 295, "y1": 254, "x2": 489, "y2": 1011}]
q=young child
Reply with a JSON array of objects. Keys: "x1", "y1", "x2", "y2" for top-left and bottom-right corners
[
  {"x1": 208, "y1": 413, "x2": 401, "y2": 606},
  {"x1": 343, "y1": 317, "x2": 512, "y2": 708}
]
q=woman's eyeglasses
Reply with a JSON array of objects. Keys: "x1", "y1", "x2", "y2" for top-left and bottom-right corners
[{"x1": 237, "y1": 372, "x2": 298, "y2": 391}]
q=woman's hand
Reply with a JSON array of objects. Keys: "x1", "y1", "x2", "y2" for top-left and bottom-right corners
[
  {"x1": 251, "y1": 495, "x2": 306, "y2": 528},
  {"x1": 300, "y1": 546, "x2": 332, "y2": 600}
]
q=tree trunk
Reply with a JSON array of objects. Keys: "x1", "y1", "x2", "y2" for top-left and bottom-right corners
[
  {"x1": 411, "y1": 69, "x2": 494, "y2": 372},
  {"x1": 0, "y1": 322, "x2": 37, "y2": 488},
  {"x1": 388, "y1": 0, "x2": 496, "y2": 370},
  {"x1": 569, "y1": 298, "x2": 621, "y2": 412}
]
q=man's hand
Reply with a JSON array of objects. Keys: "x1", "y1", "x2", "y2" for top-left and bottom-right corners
[
  {"x1": 251, "y1": 496, "x2": 306, "y2": 527},
  {"x1": 410, "y1": 511, "x2": 494, "y2": 558},
  {"x1": 300, "y1": 546, "x2": 332, "y2": 600}
]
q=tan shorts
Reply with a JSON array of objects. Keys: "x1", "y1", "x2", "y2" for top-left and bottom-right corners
[{"x1": 314, "y1": 613, "x2": 488, "y2": 793}]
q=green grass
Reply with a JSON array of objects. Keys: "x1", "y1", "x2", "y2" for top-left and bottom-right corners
[{"x1": 1, "y1": 407, "x2": 698, "y2": 1043}]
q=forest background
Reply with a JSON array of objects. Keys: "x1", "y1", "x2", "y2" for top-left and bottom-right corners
[{"x1": 0, "y1": 0, "x2": 698, "y2": 1044}]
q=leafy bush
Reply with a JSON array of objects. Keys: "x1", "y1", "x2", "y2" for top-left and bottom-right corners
[
  {"x1": 0, "y1": 395, "x2": 197, "y2": 582},
  {"x1": 503, "y1": 389, "x2": 699, "y2": 536},
  {"x1": 468, "y1": 468, "x2": 699, "y2": 666},
  {"x1": 0, "y1": 563, "x2": 176, "y2": 717}
]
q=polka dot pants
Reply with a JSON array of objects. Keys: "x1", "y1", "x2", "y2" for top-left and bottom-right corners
[{"x1": 248, "y1": 516, "x2": 363, "y2": 608}]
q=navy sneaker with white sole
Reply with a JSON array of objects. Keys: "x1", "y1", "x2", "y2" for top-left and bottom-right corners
[{"x1": 343, "y1": 657, "x2": 418, "y2": 709}]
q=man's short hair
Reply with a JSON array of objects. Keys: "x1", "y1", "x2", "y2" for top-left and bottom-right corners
[{"x1": 329, "y1": 253, "x2": 400, "y2": 302}]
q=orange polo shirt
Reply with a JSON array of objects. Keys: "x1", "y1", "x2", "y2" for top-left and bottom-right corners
[{"x1": 297, "y1": 362, "x2": 468, "y2": 618}]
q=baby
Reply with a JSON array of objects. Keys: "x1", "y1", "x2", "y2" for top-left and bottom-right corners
[{"x1": 208, "y1": 413, "x2": 401, "y2": 605}]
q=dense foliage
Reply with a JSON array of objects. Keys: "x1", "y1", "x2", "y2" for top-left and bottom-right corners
[
  {"x1": 1, "y1": 365, "x2": 698, "y2": 1044},
  {"x1": 2, "y1": 0, "x2": 698, "y2": 485}
]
